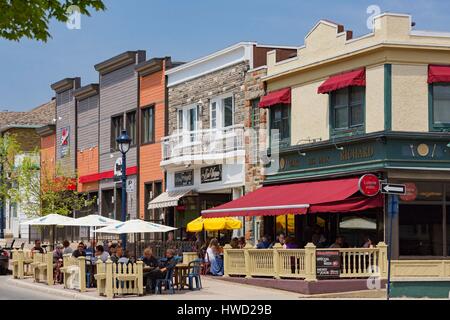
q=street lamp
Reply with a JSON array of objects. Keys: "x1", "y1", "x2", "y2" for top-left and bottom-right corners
[{"x1": 116, "y1": 130, "x2": 131, "y2": 250}]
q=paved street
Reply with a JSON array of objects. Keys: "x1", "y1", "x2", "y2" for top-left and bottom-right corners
[{"x1": 0, "y1": 276, "x2": 65, "y2": 300}]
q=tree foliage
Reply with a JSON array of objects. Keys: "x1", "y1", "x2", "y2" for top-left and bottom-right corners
[
  {"x1": 0, "y1": 134, "x2": 95, "y2": 217},
  {"x1": 0, "y1": 0, "x2": 106, "y2": 41}
]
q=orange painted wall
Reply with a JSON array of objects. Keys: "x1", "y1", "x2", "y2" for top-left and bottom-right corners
[
  {"x1": 41, "y1": 133, "x2": 56, "y2": 183},
  {"x1": 139, "y1": 62, "x2": 166, "y2": 219},
  {"x1": 77, "y1": 147, "x2": 99, "y2": 192}
]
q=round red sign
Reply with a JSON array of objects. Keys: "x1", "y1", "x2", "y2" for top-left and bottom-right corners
[
  {"x1": 400, "y1": 183, "x2": 418, "y2": 202},
  {"x1": 358, "y1": 174, "x2": 381, "y2": 197}
]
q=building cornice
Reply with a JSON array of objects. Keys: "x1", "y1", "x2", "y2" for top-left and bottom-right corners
[
  {"x1": 94, "y1": 51, "x2": 146, "y2": 75},
  {"x1": 50, "y1": 78, "x2": 81, "y2": 93},
  {"x1": 73, "y1": 84, "x2": 99, "y2": 101},
  {"x1": 135, "y1": 57, "x2": 166, "y2": 77},
  {"x1": 36, "y1": 125, "x2": 56, "y2": 137}
]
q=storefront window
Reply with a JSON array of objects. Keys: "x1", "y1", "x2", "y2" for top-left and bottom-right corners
[
  {"x1": 276, "y1": 215, "x2": 295, "y2": 237},
  {"x1": 399, "y1": 204, "x2": 443, "y2": 256}
]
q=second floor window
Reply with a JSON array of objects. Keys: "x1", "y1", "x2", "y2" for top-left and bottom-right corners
[
  {"x1": 330, "y1": 87, "x2": 364, "y2": 132},
  {"x1": 141, "y1": 106, "x2": 155, "y2": 144},
  {"x1": 270, "y1": 104, "x2": 290, "y2": 148},
  {"x1": 126, "y1": 111, "x2": 137, "y2": 146},
  {"x1": 210, "y1": 96, "x2": 234, "y2": 129},
  {"x1": 111, "y1": 115, "x2": 123, "y2": 151},
  {"x1": 431, "y1": 84, "x2": 450, "y2": 129}
]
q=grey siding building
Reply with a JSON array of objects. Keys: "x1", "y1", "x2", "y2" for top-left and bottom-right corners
[
  {"x1": 51, "y1": 78, "x2": 81, "y2": 176},
  {"x1": 95, "y1": 51, "x2": 146, "y2": 220}
]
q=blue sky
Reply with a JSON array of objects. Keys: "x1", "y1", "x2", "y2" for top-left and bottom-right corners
[{"x1": 1, "y1": 0, "x2": 450, "y2": 111}]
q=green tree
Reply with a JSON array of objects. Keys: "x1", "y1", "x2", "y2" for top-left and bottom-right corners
[
  {"x1": 17, "y1": 153, "x2": 96, "y2": 217},
  {"x1": 0, "y1": 0, "x2": 106, "y2": 42}
]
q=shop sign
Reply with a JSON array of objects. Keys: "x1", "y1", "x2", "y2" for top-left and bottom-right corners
[
  {"x1": 400, "y1": 183, "x2": 418, "y2": 202},
  {"x1": 316, "y1": 251, "x2": 341, "y2": 279},
  {"x1": 60, "y1": 127, "x2": 70, "y2": 158},
  {"x1": 175, "y1": 170, "x2": 194, "y2": 187},
  {"x1": 126, "y1": 179, "x2": 136, "y2": 193},
  {"x1": 358, "y1": 174, "x2": 380, "y2": 197},
  {"x1": 201, "y1": 165, "x2": 222, "y2": 184}
]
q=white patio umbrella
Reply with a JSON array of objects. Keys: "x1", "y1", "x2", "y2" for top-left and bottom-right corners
[
  {"x1": 94, "y1": 219, "x2": 177, "y2": 234},
  {"x1": 21, "y1": 214, "x2": 76, "y2": 250},
  {"x1": 340, "y1": 217, "x2": 377, "y2": 230},
  {"x1": 58, "y1": 215, "x2": 122, "y2": 243},
  {"x1": 94, "y1": 220, "x2": 177, "y2": 258}
]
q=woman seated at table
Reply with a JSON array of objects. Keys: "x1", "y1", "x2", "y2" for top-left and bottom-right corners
[
  {"x1": 141, "y1": 248, "x2": 158, "y2": 292},
  {"x1": 206, "y1": 238, "x2": 224, "y2": 276}
]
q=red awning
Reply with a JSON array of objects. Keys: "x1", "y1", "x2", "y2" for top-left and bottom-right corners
[
  {"x1": 428, "y1": 65, "x2": 450, "y2": 84},
  {"x1": 202, "y1": 177, "x2": 383, "y2": 218},
  {"x1": 318, "y1": 68, "x2": 366, "y2": 94},
  {"x1": 259, "y1": 88, "x2": 291, "y2": 108},
  {"x1": 79, "y1": 166, "x2": 138, "y2": 184}
]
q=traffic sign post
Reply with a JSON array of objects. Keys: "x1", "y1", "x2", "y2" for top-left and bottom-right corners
[
  {"x1": 387, "y1": 194, "x2": 399, "y2": 300},
  {"x1": 381, "y1": 183, "x2": 406, "y2": 195}
]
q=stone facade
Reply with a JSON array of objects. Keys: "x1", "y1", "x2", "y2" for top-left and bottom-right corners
[
  {"x1": 243, "y1": 67, "x2": 269, "y2": 242},
  {"x1": 168, "y1": 61, "x2": 248, "y2": 134}
]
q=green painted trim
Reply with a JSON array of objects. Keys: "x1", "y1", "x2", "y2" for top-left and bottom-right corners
[
  {"x1": 390, "y1": 281, "x2": 450, "y2": 299},
  {"x1": 384, "y1": 64, "x2": 392, "y2": 131}
]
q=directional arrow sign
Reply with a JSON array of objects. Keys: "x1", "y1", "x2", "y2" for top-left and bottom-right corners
[{"x1": 381, "y1": 183, "x2": 406, "y2": 195}]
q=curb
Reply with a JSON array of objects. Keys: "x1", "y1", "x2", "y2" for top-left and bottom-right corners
[{"x1": 6, "y1": 278, "x2": 104, "y2": 300}]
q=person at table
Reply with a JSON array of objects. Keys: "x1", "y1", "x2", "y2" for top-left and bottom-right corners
[
  {"x1": 145, "y1": 249, "x2": 178, "y2": 294},
  {"x1": 32, "y1": 240, "x2": 45, "y2": 255},
  {"x1": 72, "y1": 242, "x2": 87, "y2": 258},
  {"x1": 237, "y1": 236, "x2": 246, "y2": 249},
  {"x1": 329, "y1": 236, "x2": 344, "y2": 249},
  {"x1": 206, "y1": 238, "x2": 224, "y2": 276},
  {"x1": 53, "y1": 244, "x2": 64, "y2": 284},
  {"x1": 256, "y1": 236, "x2": 271, "y2": 249},
  {"x1": 111, "y1": 246, "x2": 129, "y2": 264},
  {"x1": 283, "y1": 237, "x2": 299, "y2": 249},
  {"x1": 229, "y1": 237, "x2": 239, "y2": 249},
  {"x1": 362, "y1": 235, "x2": 373, "y2": 248},
  {"x1": 62, "y1": 240, "x2": 73, "y2": 255},
  {"x1": 94, "y1": 245, "x2": 110, "y2": 263},
  {"x1": 311, "y1": 225, "x2": 327, "y2": 248},
  {"x1": 142, "y1": 248, "x2": 158, "y2": 293}
]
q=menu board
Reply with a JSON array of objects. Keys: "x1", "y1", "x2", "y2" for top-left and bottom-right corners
[{"x1": 316, "y1": 251, "x2": 341, "y2": 279}]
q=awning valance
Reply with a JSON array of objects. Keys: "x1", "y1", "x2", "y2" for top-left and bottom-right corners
[
  {"x1": 202, "y1": 177, "x2": 383, "y2": 218},
  {"x1": 318, "y1": 68, "x2": 366, "y2": 94},
  {"x1": 428, "y1": 65, "x2": 450, "y2": 84},
  {"x1": 148, "y1": 189, "x2": 193, "y2": 210},
  {"x1": 259, "y1": 88, "x2": 291, "y2": 108}
]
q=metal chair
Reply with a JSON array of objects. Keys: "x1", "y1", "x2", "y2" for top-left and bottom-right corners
[
  {"x1": 181, "y1": 259, "x2": 202, "y2": 291},
  {"x1": 155, "y1": 267, "x2": 175, "y2": 295}
]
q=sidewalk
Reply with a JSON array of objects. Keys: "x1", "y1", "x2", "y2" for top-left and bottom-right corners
[{"x1": 6, "y1": 276, "x2": 389, "y2": 300}]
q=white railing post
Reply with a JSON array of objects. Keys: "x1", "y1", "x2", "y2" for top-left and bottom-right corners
[
  {"x1": 244, "y1": 243, "x2": 252, "y2": 279},
  {"x1": 376, "y1": 242, "x2": 388, "y2": 279},
  {"x1": 273, "y1": 244, "x2": 282, "y2": 279},
  {"x1": 105, "y1": 259, "x2": 114, "y2": 299},
  {"x1": 78, "y1": 256, "x2": 87, "y2": 292},
  {"x1": 304, "y1": 243, "x2": 317, "y2": 282},
  {"x1": 223, "y1": 244, "x2": 231, "y2": 277}
]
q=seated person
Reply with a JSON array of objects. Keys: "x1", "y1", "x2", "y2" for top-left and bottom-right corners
[
  {"x1": 329, "y1": 236, "x2": 344, "y2": 249},
  {"x1": 62, "y1": 240, "x2": 73, "y2": 255},
  {"x1": 32, "y1": 240, "x2": 45, "y2": 255},
  {"x1": 142, "y1": 248, "x2": 158, "y2": 268},
  {"x1": 145, "y1": 249, "x2": 178, "y2": 294},
  {"x1": 229, "y1": 237, "x2": 239, "y2": 249},
  {"x1": 72, "y1": 242, "x2": 87, "y2": 258},
  {"x1": 94, "y1": 245, "x2": 110, "y2": 263},
  {"x1": 256, "y1": 236, "x2": 271, "y2": 249},
  {"x1": 53, "y1": 244, "x2": 64, "y2": 284},
  {"x1": 111, "y1": 246, "x2": 129, "y2": 264},
  {"x1": 206, "y1": 238, "x2": 224, "y2": 276}
]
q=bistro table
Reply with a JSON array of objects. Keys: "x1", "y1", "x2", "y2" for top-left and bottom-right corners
[{"x1": 173, "y1": 263, "x2": 190, "y2": 290}]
